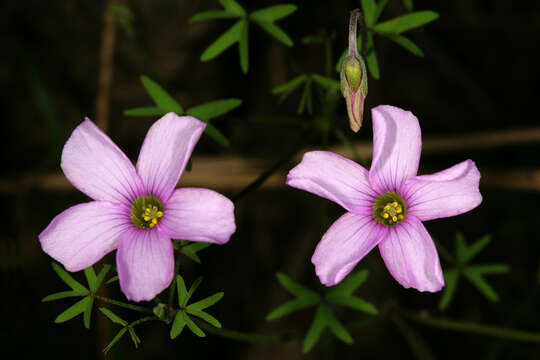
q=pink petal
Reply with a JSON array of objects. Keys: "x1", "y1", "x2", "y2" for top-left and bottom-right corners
[
  {"x1": 287, "y1": 151, "x2": 377, "y2": 214},
  {"x1": 61, "y1": 118, "x2": 144, "y2": 204},
  {"x1": 312, "y1": 212, "x2": 386, "y2": 286},
  {"x1": 369, "y1": 105, "x2": 422, "y2": 194},
  {"x1": 39, "y1": 201, "x2": 130, "y2": 271},
  {"x1": 378, "y1": 216, "x2": 444, "y2": 292},
  {"x1": 401, "y1": 160, "x2": 482, "y2": 221},
  {"x1": 136, "y1": 113, "x2": 206, "y2": 202},
  {"x1": 116, "y1": 228, "x2": 174, "y2": 301},
  {"x1": 159, "y1": 188, "x2": 236, "y2": 244}
]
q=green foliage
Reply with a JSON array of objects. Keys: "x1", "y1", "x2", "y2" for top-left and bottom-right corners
[
  {"x1": 99, "y1": 308, "x2": 143, "y2": 353},
  {"x1": 179, "y1": 241, "x2": 213, "y2": 264},
  {"x1": 303, "y1": 304, "x2": 353, "y2": 353},
  {"x1": 108, "y1": 3, "x2": 135, "y2": 37},
  {"x1": 336, "y1": 3, "x2": 439, "y2": 79},
  {"x1": 266, "y1": 273, "x2": 320, "y2": 321},
  {"x1": 170, "y1": 275, "x2": 224, "y2": 339},
  {"x1": 191, "y1": 2, "x2": 296, "y2": 73},
  {"x1": 124, "y1": 76, "x2": 242, "y2": 148},
  {"x1": 439, "y1": 233, "x2": 509, "y2": 310}
]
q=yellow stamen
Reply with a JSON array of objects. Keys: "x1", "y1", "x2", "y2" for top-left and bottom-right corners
[
  {"x1": 143, "y1": 216, "x2": 151, "y2": 221},
  {"x1": 383, "y1": 213, "x2": 389, "y2": 219},
  {"x1": 149, "y1": 222, "x2": 156, "y2": 228},
  {"x1": 384, "y1": 204, "x2": 391, "y2": 211},
  {"x1": 392, "y1": 201, "x2": 398, "y2": 207},
  {"x1": 157, "y1": 211, "x2": 164, "y2": 218},
  {"x1": 398, "y1": 214, "x2": 404, "y2": 220},
  {"x1": 392, "y1": 216, "x2": 397, "y2": 222}
]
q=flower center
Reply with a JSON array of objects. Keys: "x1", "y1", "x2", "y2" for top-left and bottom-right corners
[
  {"x1": 131, "y1": 195, "x2": 164, "y2": 229},
  {"x1": 373, "y1": 192, "x2": 407, "y2": 226}
]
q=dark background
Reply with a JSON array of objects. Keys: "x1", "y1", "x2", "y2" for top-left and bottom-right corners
[{"x1": 2, "y1": 0, "x2": 540, "y2": 359}]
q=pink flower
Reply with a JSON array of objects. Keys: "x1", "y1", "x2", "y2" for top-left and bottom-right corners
[
  {"x1": 287, "y1": 105, "x2": 482, "y2": 292},
  {"x1": 39, "y1": 113, "x2": 236, "y2": 301}
]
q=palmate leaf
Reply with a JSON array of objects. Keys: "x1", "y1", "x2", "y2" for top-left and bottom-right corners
[
  {"x1": 311, "y1": 74, "x2": 340, "y2": 91},
  {"x1": 187, "y1": 309, "x2": 222, "y2": 328},
  {"x1": 51, "y1": 262, "x2": 88, "y2": 295},
  {"x1": 184, "y1": 311, "x2": 206, "y2": 337},
  {"x1": 180, "y1": 242, "x2": 212, "y2": 264},
  {"x1": 439, "y1": 269, "x2": 459, "y2": 310},
  {"x1": 254, "y1": 22, "x2": 293, "y2": 47},
  {"x1": 266, "y1": 299, "x2": 317, "y2": 321},
  {"x1": 303, "y1": 304, "x2": 352, "y2": 353},
  {"x1": 249, "y1": 4, "x2": 297, "y2": 23},
  {"x1": 42, "y1": 290, "x2": 81, "y2": 302},
  {"x1": 373, "y1": 11, "x2": 439, "y2": 34},
  {"x1": 187, "y1": 292, "x2": 224, "y2": 311},
  {"x1": 297, "y1": 79, "x2": 313, "y2": 114},
  {"x1": 361, "y1": 0, "x2": 377, "y2": 27},
  {"x1": 201, "y1": 20, "x2": 244, "y2": 62},
  {"x1": 460, "y1": 234, "x2": 492, "y2": 264},
  {"x1": 272, "y1": 74, "x2": 307, "y2": 102},
  {"x1": 325, "y1": 271, "x2": 377, "y2": 314},
  {"x1": 176, "y1": 275, "x2": 189, "y2": 308},
  {"x1": 219, "y1": 0, "x2": 246, "y2": 16},
  {"x1": 170, "y1": 311, "x2": 187, "y2": 339},
  {"x1": 327, "y1": 270, "x2": 369, "y2": 296},
  {"x1": 186, "y1": 99, "x2": 242, "y2": 122},
  {"x1": 463, "y1": 269, "x2": 500, "y2": 302},
  {"x1": 54, "y1": 296, "x2": 92, "y2": 324},
  {"x1": 84, "y1": 264, "x2": 111, "y2": 293},
  {"x1": 185, "y1": 277, "x2": 204, "y2": 307},
  {"x1": 140, "y1": 75, "x2": 183, "y2": 113},
  {"x1": 190, "y1": 10, "x2": 242, "y2": 23},
  {"x1": 381, "y1": 33, "x2": 424, "y2": 57},
  {"x1": 275, "y1": 273, "x2": 320, "y2": 301},
  {"x1": 325, "y1": 295, "x2": 378, "y2": 314}
]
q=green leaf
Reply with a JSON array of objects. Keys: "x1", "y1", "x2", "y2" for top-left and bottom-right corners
[
  {"x1": 106, "y1": 275, "x2": 119, "y2": 284},
  {"x1": 185, "y1": 277, "x2": 204, "y2": 306},
  {"x1": 439, "y1": 269, "x2": 459, "y2": 310},
  {"x1": 187, "y1": 292, "x2": 224, "y2": 311},
  {"x1": 84, "y1": 266, "x2": 97, "y2": 292},
  {"x1": 108, "y1": 4, "x2": 135, "y2": 37},
  {"x1": 382, "y1": 34, "x2": 424, "y2": 57},
  {"x1": 276, "y1": 273, "x2": 320, "y2": 301},
  {"x1": 42, "y1": 290, "x2": 81, "y2": 302},
  {"x1": 466, "y1": 264, "x2": 509, "y2": 275},
  {"x1": 462, "y1": 234, "x2": 492, "y2": 264},
  {"x1": 239, "y1": 20, "x2": 249, "y2": 73},
  {"x1": 187, "y1": 309, "x2": 222, "y2": 328},
  {"x1": 170, "y1": 311, "x2": 187, "y2": 339},
  {"x1": 124, "y1": 106, "x2": 168, "y2": 116},
  {"x1": 55, "y1": 296, "x2": 92, "y2": 323},
  {"x1": 402, "y1": 0, "x2": 414, "y2": 11},
  {"x1": 99, "y1": 307, "x2": 128, "y2": 326},
  {"x1": 266, "y1": 298, "x2": 319, "y2": 321},
  {"x1": 297, "y1": 79, "x2": 312, "y2": 114},
  {"x1": 456, "y1": 232, "x2": 468, "y2": 263},
  {"x1": 271, "y1": 74, "x2": 307, "y2": 100},
  {"x1": 83, "y1": 296, "x2": 94, "y2": 328},
  {"x1": 323, "y1": 305, "x2": 353, "y2": 344},
  {"x1": 190, "y1": 10, "x2": 242, "y2": 23},
  {"x1": 51, "y1": 262, "x2": 88, "y2": 295},
  {"x1": 250, "y1": 4, "x2": 297, "y2": 23},
  {"x1": 325, "y1": 294, "x2": 378, "y2": 315},
  {"x1": 176, "y1": 275, "x2": 188, "y2": 307},
  {"x1": 373, "y1": 11, "x2": 439, "y2": 34},
  {"x1": 184, "y1": 312, "x2": 206, "y2": 337},
  {"x1": 463, "y1": 270, "x2": 499, "y2": 302},
  {"x1": 219, "y1": 0, "x2": 246, "y2": 16},
  {"x1": 94, "y1": 264, "x2": 111, "y2": 292},
  {"x1": 186, "y1": 99, "x2": 242, "y2": 121},
  {"x1": 103, "y1": 328, "x2": 127, "y2": 354},
  {"x1": 205, "y1": 122, "x2": 231, "y2": 147},
  {"x1": 140, "y1": 75, "x2": 183, "y2": 113},
  {"x1": 361, "y1": 0, "x2": 377, "y2": 26},
  {"x1": 327, "y1": 270, "x2": 369, "y2": 297},
  {"x1": 374, "y1": 0, "x2": 389, "y2": 23},
  {"x1": 201, "y1": 20, "x2": 244, "y2": 61},
  {"x1": 311, "y1": 74, "x2": 340, "y2": 90},
  {"x1": 302, "y1": 305, "x2": 327, "y2": 353},
  {"x1": 254, "y1": 22, "x2": 293, "y2": 47},
  {"x1": 128, "y1": 327, "x2": 141, "y2": 347},
  {"x1": 365, "y1": 34, "x2": 380, "y2": 79}
]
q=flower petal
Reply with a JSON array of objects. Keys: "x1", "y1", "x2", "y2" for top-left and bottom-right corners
[
  {"x1": 39, "y1": 201, "x2": 130, "y2": 271},
  {"x1": 116, "y1": 228, "x2": 174, "y2": 302},
  {"x1": 159, "y1": 188, "x2": 236, "y2": 244},
  {"x1": 287, "y1": 151, "x2": 377, "y2": 214},
  {"x1": 401, "y1": 160, "x2": 482, "y2": 221},
  {"x1": 369, "y1": 105, "x2": 421, "y2": 194},
  {"x1": 61, "y1": 118, "x2": 144, "y2": 204},
  {"x1": 136, "y1": 113, "x2": 206, "y2": 202},
  {"x1": 312, "y1": 212, "x2": 386, "y2": 286},
  {"x1": 378, "y1": 216, "x2": 444, "y2": 292}
]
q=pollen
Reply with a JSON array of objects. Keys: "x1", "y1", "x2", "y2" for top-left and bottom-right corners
[
  {"x1": 373, "y1": 192, "x2": 407, "y2": 226},
  {"x1": 130, "y1": 195, "x2": 165, "y2": 229}
]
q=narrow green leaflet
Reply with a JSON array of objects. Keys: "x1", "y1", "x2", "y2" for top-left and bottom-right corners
[
  {"x1": 373, "y1": 11, "x2": 439, "y2": 34},
  {"x1": 99, "y1": 307, "x2": 128, "y2": 326},
  {"x1": 365, "y1": 34, "x2": 380, "y2": 79},
  {"x1": 323, "y1": 305, "x2": 353, "y2": 344},
  {"x1": 381, "y1": 34, "x2": 424, "y2": 57},
  {"x1": 187, "y1": 292, "x2": 224, "y2": 311},
  {"x1": 249, "y1": 4, "x2": 297, "y2": 23},
  {"x1": 303, "y1": 304, "x2": 352, "y2": 353},
  {"x1": 83, "y1": 297, "x2": 94, "y2": 328},
  {"x1": 439, "y1": 269, "x2": 459, "y2": 310},
  {"x1": 103, "y1": 328, "x2": 127, "y2": 354},
  {"x1": 326, "y1": 270, "x2": 368, "y2": 296},
  {"x1": 176, "y1": 275, "x2": 189, "y2": 307},
  {"x1": 311, "y1": 74, "x2": 340, "y2": 91},
  {"x1": 190, "y1": 10, "x2": 242, "y2": 23},
  {"x1": 201, "y1": 20, "x2": 244, "y2": 61},
  {"x1": 185, "y1": 277, "x2": 204, "y2": 306},
  {"x1": 51, "y1": 262, "x2": 88, "y2": 295},
  {"x1": 93, "y1": 264, "x2": 111, "y2": 292},
  {"x1": 55, "y1": 296, "x2": 92, "y2": 324},
  {"x1": 325, "y1": 270, "x2": 377, "y2": 314},
  {"x1": 124, "y1": 106, "x2": 168, "y2": 116},
  {"x1": 219, "y1": 0, "x2": 246, "y2": 16},
  {"x1": 180, "y1": 241, "x2": 212, "y2": 264},
  {"x1": 275, "y1": 273, "x2": 320, "y2": 301},
  {"x1": 84, "y1": 266, "x2": 97, "y2": 292},
  {"x1": 128, "y1": 328, "x2": 141, "y2": 348},
  {"x1": 460, "y1": 234, "x2": 492, "y2": 264},
  {"x1": 463, "y1": 269, "x2": 500, "y2": 302},
  {"x1": 466, "y1": 264, "x2": 509, "y2": 275},
  {"x1": 325, "y1": 295, "x2": 378, "y2": 314},
  {"x1": 239, "y1": 20, "x2": 249, "y2": 73},
  {"x1": 170, "y1": 311, "x2": 187, "y2": 339},
  {"x1": 108, "y1": 4, "x2": 135, "y2": 37},
  {"x1": 186, "y1": 99, "x2": 242, "y2": 121},
  {"x1": 254, "y1": 22, "x2": 293, "y2": 47},
  {"x1": 402, "y1": 0, "x2": 414, "y2": 11},
  {"x1": 184, "y1": 311, "x2": 206, "y2": 337},
  {"x1": 140, "y1": 75, "x2": 183, "y2": 113},
  {"x1": 297, "y1": 79, "x2": 313, "y2": 114},
  {"x1": 106, "y1": 275, "x2": 119, "y2": 284},
  {"x1": 42, "y1": 290, "x2": 80, "y2": 302},
  {"x1": 361, "y1": 0, "x2": 377, "y2": 26},
  {"x1": 266, "y1": 298, "x2": 318, "y2": 321},
  {"x1": 186, "y1": 309, "x2": 222, "y2": 328},
  {"x1": 272, "y1": 74, "x2": 307, "y2": 102},
  {"x1": 205, "y1": 122, "x2": 231, "y2": 147},
  {"x1": 374, "y1": 0, "x2": 389, "y2": 23}
]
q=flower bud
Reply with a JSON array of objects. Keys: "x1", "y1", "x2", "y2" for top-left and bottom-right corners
[{"x1": 340, "y1": 53, "x2": 367, "y2": 132}]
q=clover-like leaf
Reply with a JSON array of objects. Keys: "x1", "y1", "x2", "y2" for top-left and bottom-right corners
[
  {"x1": 303, "y1": 304, "x2": 352, "y2": 353},
  {"x1": 54, "y1": 296, "x2": 92, "y2": 324},
  {"x1": 187, "y1": 292, "x2": 224, "y2": 311},
  {"x1": 140, "y1": 75, "x2": 183, "y2": 114},
  {"x1": 276, "y1": 273, "x2": 320, "y2": 301},
  {"x1": 325, "y1": 270, "x2": 378, "y2": 315},
  {"x1": 180, "y1": 242, "x2": 212, "y2": 264},
  {"x1": 51, "y1": 262, "x2": 88, "y2": 295},
  {"x1": 439, "y1": 269, "x2": 459, "y2": 310},
  {"x1": 186, "y1": 99, "x2": 242, "y2": 122},
  {"x1": 254, "y1": 21, "x2": 293, "y2": 47},
  {"x1": 201, "y1": 20, "x2": 244, "y2": 62},
  {"x1": 267, "y1": 273, "x2": 321, "y2": 321},
  {"x1": 170, "y1": 310, "x2": 187, "y2": 339}
]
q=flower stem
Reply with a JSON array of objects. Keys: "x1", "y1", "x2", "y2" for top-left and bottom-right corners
[
  {"x1": 194, "y1": 319, "x2": 299, "y2": 343},
  {"x1": 94, "y1": 294, "x2": 154, "y2": 315},
  {"x1": 348, "y1": 9, "x2": 361, "y2": 57},
  {"x1": 168, "y1": 250, "x2": 182, "y2": 307},
  {"x1": 129, "y1": 316, "x2": 158, "y2": 327},
  {"x1": 404, "y1": 312, "x2": 540, "y2": 343}
]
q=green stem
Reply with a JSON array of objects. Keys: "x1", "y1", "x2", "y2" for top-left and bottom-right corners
[
  {"x1": 129, "y1": 316, "x2": 158, "y2": 327},
  {"x1": 168, "y1": 250, "x2": 182, "y2": 307},
  {"x1": 195, "y1": 319, "x2": 299, "y2": 343},
  {"x1": 94, "y1": 294, "x2": 153, "y2": 315},
  {"x1": 404, "y1": 312, "x2": 540, "y2": 343}
]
